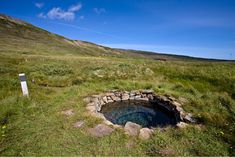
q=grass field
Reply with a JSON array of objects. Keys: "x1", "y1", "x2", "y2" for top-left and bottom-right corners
[{"x1": 0, "y1": 14, "x2": 235, "y2": 156}]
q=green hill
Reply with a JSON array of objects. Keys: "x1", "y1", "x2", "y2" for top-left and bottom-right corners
[{"x1": 1, "y1": 13, "x2": 231, "y2": 61}]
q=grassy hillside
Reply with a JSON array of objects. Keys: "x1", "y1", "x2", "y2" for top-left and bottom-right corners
[
  {"x1": 1, "y1": 13, "x2": 224, "y2": 61},
  {"x1": 0, "y1": 14, "x2": 235, "y2": 156}
]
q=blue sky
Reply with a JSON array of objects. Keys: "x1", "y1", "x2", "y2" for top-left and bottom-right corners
[{"x1": 1, "y1": 0, "x2": 235, "y2": 59}]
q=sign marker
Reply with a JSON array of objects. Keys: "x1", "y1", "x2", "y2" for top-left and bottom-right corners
[{"x1": 19, "y1": 73, "x2": 29, "y2": 97}]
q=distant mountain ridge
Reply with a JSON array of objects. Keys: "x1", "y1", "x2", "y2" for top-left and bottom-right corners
[{"x1": 0, "y1": 13, "x2": 233, "y2": 61}]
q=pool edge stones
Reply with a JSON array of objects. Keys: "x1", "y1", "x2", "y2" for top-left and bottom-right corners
[
  {"x1": 19, "y1": 73, "x2": 29, "y2": 97},
  {"x1": 84, "y1": 90, "x2": 196, "y2": 129}
]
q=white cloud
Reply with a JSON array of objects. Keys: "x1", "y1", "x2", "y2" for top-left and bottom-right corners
[
  {"x1": 47, "y1": 7, "x2": 75, "y2": 21},
  {"x1": 35, "y1": 2, "x2": 44, "y2": 8},
  {"x1": 94, "y1": 8, "x2": 106, "y2": 14},
  {"x1": 37, "y1": 12, "x2": 46, "y2": 18},
  {"x1": 38, "y1": 3, "x2": 82, "y2": 21},
  {"x1": 68, "y1": 3, "x2": 82, "y2": 12}
]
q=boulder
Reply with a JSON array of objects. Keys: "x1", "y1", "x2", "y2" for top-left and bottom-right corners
[
  {"x1": 122, "y1": 93, "x2": 129, "y2": 100},
  {"x1": 103, "y1": 120, "x2": 114, "y2": 126},
  {"x1": 100, "y1": 99, "x2": 105, "y2": 106},
  {"x1": 147, "y1": 94, "x2": 154, "y2": 100},
  {"x1": 83, "y1": 97, "x2": 92, "y2": 103},
  {"x1": 86, "y1": 105, "x2": 96, "y2": 112},
  {"x1": 111, "y1": 95, "x2": 118, "y2": 101},
  {"x1": 134, "y1": 95, "x2": 141, "y2": 100},
  {"x1": 106, "y1": 92, "x2": 115, "y2": 96},
  {"x1": 124, "y1": 122, "x2": 142, "y2": 136},
  {"x1": 141, "y1": 90, "x2": 154, "y2": 94},
  {"x1": 184, "y1": 113, "x2": 196, "y2": 123},
  {"x1": 107, "y1": 99, "x2": 114, "y2": 103},
  {"x1": 130, "y1": 92, "x2": 136, "y2": 97},
  {"x1": 172, "y1": 101, "x2": 182, "y2": 107},
  {"x1": 176, "y1": 122, "x2": 188, "y2": 128},
  {"x1": 88, "y1": 124, "x2": 114, "y2": 137},
  {"x1": 87, "y1": 102, "x2": 94, "y2": 106},
  {"x1": 168, "y1": 96, "x2": 176, "y2": 101},
  {"x1": 139, "y1": 128, "x2": 153, "y2": 140},
  {"x1": 73, "y1": 120, "x2": 85, "y2": 128},
  {"x1": 102, "y1": 96, "x2": 108, "y2": 103},
  {"x1": 96, "y1": 103, "x2": 102, "y2": 112},
  {"x1": 176, "y1": 106, "x2": 184, "y2": 112}
]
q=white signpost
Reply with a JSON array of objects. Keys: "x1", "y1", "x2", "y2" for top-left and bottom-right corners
[{"x1": 19, "y1": 73, "x2": 29, "y2": 97}]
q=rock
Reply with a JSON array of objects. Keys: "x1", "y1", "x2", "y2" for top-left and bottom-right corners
[
  {"x1": 106, "y1": 92, "x2": 115, "y2": 96},
  {"x1": 141, "y1": 90, "x2": 153, "y2": 94},
  {"x1": 158, "y1": 95, "x2": 168, "y2": 101},
  {"x1": 179, "y1": 111, "x2": 186, "y2": 121},
  {"x1": 147, "y1": 94, "x2": 154, "y2": 100},
  {"x1": 124, "y1": 122, "x2": 142, "y2": 136},
  {"x1": 115, "y1": 93, "x2": 121, "y2": 97},
  {"x1": 102, "y1": 96, "x2": 108, "y2": 103},
  {"x1": 61, "y1": 109, "x2": 74, "y2": 116},
  {"x1": 100, "y1": 99, "x2": 105, "y2": 106},
  {"x1": 83, "y1": 97, "x2": 92, "y2": 103},
  {"x1": 111, "y1": 95, "x2": 118, "y2": 101},
  {"x1": 92, "y1": 97, "x2": 99, "y2": 104},
  {"x1": 87, "y1": 102, "x2": 94, "y2": 106},
  {"x1": 168, "y1": 96, "x2": 176, "y2": 101},
  {"x1": 86, "y1": 105, "x2": 96, "y2": 112},
  {"x1": 95, "y1": 102, "x2": 101, "y2": 112},
  {"x1": 103, "y1": 120, "x2": 114, "y2": 126},
  {"x1": 176, "y1": 122, "x2": 188, "y2": 128},
  {"x1": 116, "y1": 97, "x2": 122, "y2": 101},
  {"x1": 184, "y1": 113, "x2": 196, "y2": 123},
  {"x1": 139, "y1": 128, "x2": 153, "y2": 140},
  {"x1": 134, "y1": 95, "x2": 141, "y2": 100},
  {"x1": 176, "y1": 106, "x2": 184, "y2": 112},
  {"x1": 107, "y1": 99, "x2": 114, "y2": 103},
  {"x1": 88, "y1": 124, "x2": 114, "y2": 137},
  {"x1": 91, "y1": 112, "x2": 106, "y2": 119},
  {"x1": 172, "y1": 101, "x2": 182, "y2": 107},
  {"x1": 122, "y1": 93, "x2": 129, "y2": 100},
  {"x1": 130, "y1": 92, "x2": 136, "y2": 97},
  {"x1": 141, "y1": 94, "x2": 147, "y2": 98},
  {"x1": 113, "y1": 124, "x2": 123, "y2": 129},
  {"x1": 73, "y1": 120, "x2": 85, "y2": 128}
]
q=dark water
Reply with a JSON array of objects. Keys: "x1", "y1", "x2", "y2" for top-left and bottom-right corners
[{"x1": 100, "y1": 100, "x2": 177, "y2": 128}]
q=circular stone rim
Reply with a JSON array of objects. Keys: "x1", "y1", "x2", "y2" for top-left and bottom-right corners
[{"x1": 84, "y1": 90, "x2": 196, "y2": 129}]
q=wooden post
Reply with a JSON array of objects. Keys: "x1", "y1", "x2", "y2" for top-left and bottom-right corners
[{"x1": 19, "y1": 73, "x2": 29, "y2": 97}]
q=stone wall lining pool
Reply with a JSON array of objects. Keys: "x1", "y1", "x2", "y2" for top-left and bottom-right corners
[{"x1": 84, "y1": 90, "x2": 196, "y2": 129}]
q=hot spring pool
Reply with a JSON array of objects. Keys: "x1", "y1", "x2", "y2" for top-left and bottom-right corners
[{"x1": 100, "y1": 100, "x2": 177, "y2": 128}]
